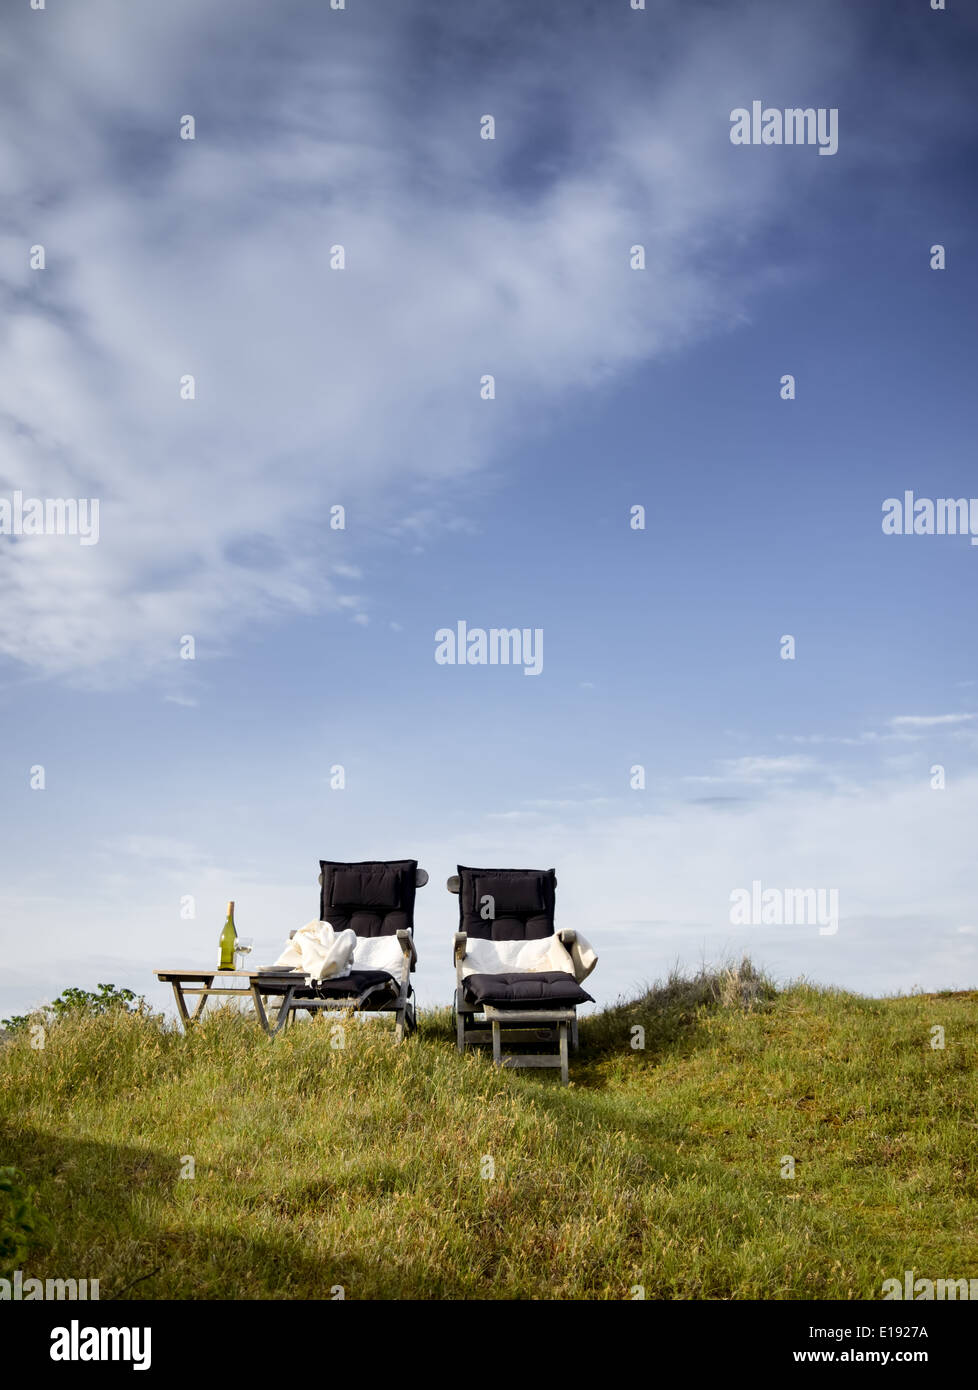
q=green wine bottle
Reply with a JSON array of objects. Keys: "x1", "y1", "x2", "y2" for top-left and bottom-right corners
[{"x1": 219, "y1": 901, "x2": 237, "y2": 970}]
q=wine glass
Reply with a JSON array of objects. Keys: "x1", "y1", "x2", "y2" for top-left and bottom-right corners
[{"x1": 234, "y1": 937, "x2": 254, "y2": 973}]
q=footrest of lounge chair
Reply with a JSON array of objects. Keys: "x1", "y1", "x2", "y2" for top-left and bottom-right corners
[{"x1": 481, "y1": 1004, "x2": 577, "y2": 1024}]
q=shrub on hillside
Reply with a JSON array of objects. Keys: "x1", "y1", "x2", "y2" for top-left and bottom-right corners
[
  {"x1": 0, "y1": 1167, "x2": 46, "y2": 1277},
  {"x1": 1, "y1": 982, "x2": 145, "y2": 1036}
]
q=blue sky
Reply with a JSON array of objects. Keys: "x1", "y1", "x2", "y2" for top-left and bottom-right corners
[{"x1": 1, "y1": 0, "x2": 977, "y2": 1018}]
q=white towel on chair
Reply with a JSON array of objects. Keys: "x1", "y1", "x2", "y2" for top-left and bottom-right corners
[
  {"x1": 461, "y1": 931, "x2": 597, "y2": 983},
  {"x1": 272, "y1": 921, "x2": 356, "y2": 984},
  {"x1": 352, "y1": 933, "x2": 409, "y2": 981}
]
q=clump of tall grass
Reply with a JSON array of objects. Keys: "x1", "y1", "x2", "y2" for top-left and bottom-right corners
[{"x1": 581, "y1": 956, "x2": 776, "y2": 1059}]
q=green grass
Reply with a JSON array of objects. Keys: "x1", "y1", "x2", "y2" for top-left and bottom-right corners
[{"x1": 2, "y1": 961, "x2": 976, "y2": 1300}]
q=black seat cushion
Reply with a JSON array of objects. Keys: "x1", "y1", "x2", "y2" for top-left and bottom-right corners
[
  {"x1": 457, "y1": 864, "x2": 556, "y2": 941},
  {"x1": 320, "y1": 859, "x2": 418, "y2": 938},
  {"x1": 463, "y1": 971, "x2": 593, "y2": 1007},
  {"x1": 292, "y1": 969, "x2": 399, "y2": 1002}
]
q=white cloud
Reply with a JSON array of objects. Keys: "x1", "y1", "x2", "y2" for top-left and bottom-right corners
[
  {"x1": 686, "y1": 755, "x2": 816, "y2": 785},
  {"x1": 0, "y1": 0, "x2": 862, "y2": 683},
  {"x1": 779, "y1": 732, "x2": 877, "y2": 747},
  {"x1": 890, "y1": 714, "x2": 976, "y2": 729},
  {"x1": 524, "y1": 797, "x2": 612, "y2": 809},
  {"x1": 781, "y1": 715, "x2": 978, "y2": 747}
]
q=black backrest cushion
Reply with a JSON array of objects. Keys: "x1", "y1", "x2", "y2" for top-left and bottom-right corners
[
  {"x1": 457, "y1": 864, "x2": 555, "y2": 941},
  {"x1": 319, "y1": 859, "x2": 417, "y2": 938},
  {"x1": 331, "y1": 866, "x2": 400, "y2": 910}
]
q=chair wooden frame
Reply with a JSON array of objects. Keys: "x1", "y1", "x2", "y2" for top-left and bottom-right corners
[{"x1": 448, "y1": 873, "x2": 581, "y2": 1085}]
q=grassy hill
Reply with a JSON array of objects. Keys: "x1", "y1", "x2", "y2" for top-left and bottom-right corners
[{"x1": 2, "y1": 962, "x2": 976, "y2": 1300}]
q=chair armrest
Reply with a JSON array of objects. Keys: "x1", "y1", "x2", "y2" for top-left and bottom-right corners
[
  {"x1": 453, "y1": 931, "x2": 468, "y2": 988},
  {"x1": 447, "y1": 875, "x2": 460, "y2": 894},
  {"x1": 557, "y1": 928, "x2": 577, "y2": 948},
  {"x1": 396, "y1": 929, "x2": 417, "y2": 971}
]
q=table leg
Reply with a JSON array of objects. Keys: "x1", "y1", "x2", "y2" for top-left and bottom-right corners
[
  {"x1": 248, "y1": 984, "x2": 270, "y2": 1039},
  {"x1": 189, "y1": 978, "x2": 214, "y2": 1024},
  {"x1": 254, "y1": 983, "x2": 298, "y2": 1036},
  {"x1": 169, "y1": 977, "x2": 215, "y2": 1031},
  {"x1": 271, "y1": 984, "x2": 297, "y2": 1034},
  {"x1": 169, "y1": 980, "x2": 191, "y2": 1029}
]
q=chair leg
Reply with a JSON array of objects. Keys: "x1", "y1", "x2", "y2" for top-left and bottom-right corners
[
  {"x1": 394, "y1": 981, "x2": 416, "y2": 1043},
  {"x1": 559, "y1": 1021, "x2": 569, "y2": 1086},
  {"x1": 394, "y1": 996, "x2": 414, "y2": 1043},
  {"x1": 492, "y1": 1019, "x2": 502, "y2": 1067},
  {"x1": 571, "y1": 1015, "x2": 579, "y2": 1051}
]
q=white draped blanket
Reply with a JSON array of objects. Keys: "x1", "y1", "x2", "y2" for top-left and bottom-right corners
[
  {"x1": 461, "y1": 931, "x2": 597, "y2": 983},
  {"x1": 272, "y1": 921, "x2": 356, "y2": 984},
  {"x1": 272, "y1": 921, "x2": 408, "y2": 984}
]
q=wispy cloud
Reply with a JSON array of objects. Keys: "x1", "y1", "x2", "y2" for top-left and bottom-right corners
[
  {"x1": 889, "y1": 714, "x2": 976, "y2": 729},
  {"x1": 0, "y1": 0, "x2": 870, "y2": 684},
  {"x1": 686, "y1": 755, "x2": 816, "y2": 785},
  {"x1": 780, "y1": 714, "x2": 977, "y2": 747}
]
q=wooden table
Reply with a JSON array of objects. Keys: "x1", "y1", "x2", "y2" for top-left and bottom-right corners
[{"x1": 155, "y1": 968, "x2": 301, "y2": 1034}]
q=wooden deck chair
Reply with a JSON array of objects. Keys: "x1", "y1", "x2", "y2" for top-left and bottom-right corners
[
  {"x1": 449, "y1": 864, "x2": 593, "y2": 1084},
  {"x1": 253, "y1": 859, "x2": 426, "y2": 1040}
]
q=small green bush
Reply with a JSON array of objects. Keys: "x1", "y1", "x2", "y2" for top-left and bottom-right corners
[
  {"x1": 2, "y1": 982, "x2": 144, "y2": 1034},
  {"x1": 0, "y1": 1167, "x2": 45, "y2": 1277}
]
